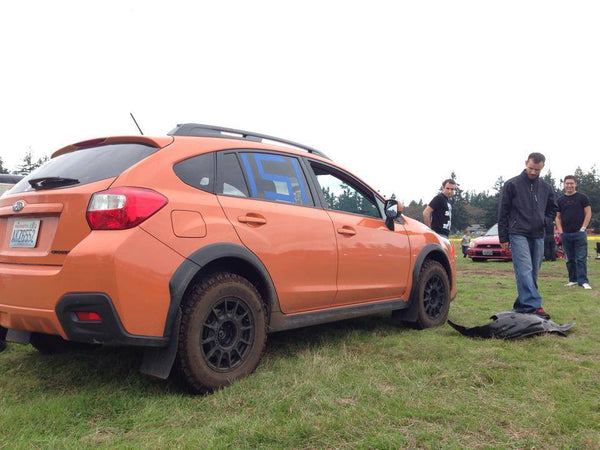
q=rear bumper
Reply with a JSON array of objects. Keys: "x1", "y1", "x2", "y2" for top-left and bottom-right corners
[
  {"x1": 56, "y1": 293, "x2": 168, "y2": 347},
  {"x1": 0, "y1": 227, "x2": 184, "y2": 339},
  {"x1": 467, "y1": 248, "x2": 511, "y2": 260},
  {"x1": 2, "y1": 293, "x2": 169, "y2": 347}
]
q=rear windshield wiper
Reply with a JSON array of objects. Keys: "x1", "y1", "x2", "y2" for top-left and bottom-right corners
[{"x1": 28, "y1": 177, "x2": 80, "y2": 190}]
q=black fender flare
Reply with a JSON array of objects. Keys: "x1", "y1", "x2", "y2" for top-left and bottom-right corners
[
  {"x1": 142, "y1": 243, "x2": 280, "y2": 379},
  {"x1": 395, "y1": 243, "x2": 452, "y2": 322},
  {"x1": 164, "y1": 242, "x2": 280, "y2": 338}
]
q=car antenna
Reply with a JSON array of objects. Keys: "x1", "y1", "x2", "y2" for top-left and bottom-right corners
[{"x1": 130, "y1": 112, "x2": 144, "y2": 135}]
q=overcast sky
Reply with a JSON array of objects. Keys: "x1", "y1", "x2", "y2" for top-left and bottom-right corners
[{"x1": 1, "y1": 1, "x2": 599, "y2": 204}]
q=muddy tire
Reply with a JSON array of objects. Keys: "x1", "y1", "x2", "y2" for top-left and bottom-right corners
[
  {"x1": 404, "y1": 260, "x2": 450, "y2": 329},
  {"x1": 178, "y1": 273, "x2": 267, "y2": 394}
]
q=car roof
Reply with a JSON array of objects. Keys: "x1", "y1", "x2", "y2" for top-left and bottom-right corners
[{"x1": 168, "y1": 123, "x2": 331, "y2": 160}]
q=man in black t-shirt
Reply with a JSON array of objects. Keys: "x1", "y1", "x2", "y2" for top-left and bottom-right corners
[
  {"x1": 423, "y1": 179, "x2": 456, "y2": 237},
  {"x1": 556, "y1": 175, "x2": 592, "y2": 289}
]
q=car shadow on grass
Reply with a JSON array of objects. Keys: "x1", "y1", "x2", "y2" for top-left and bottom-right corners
[{"x1": 1, "y1": 314, "x2": 417, "y2": 395}]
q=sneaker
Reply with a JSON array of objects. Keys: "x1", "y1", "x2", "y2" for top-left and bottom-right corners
[
  {"x1": 582, "y1": 283, "x2": 592, "y2": 290},
  {"x1": 533, "y1": 308, "x2": 551, "y2": 320},
  {"x1": 565, "y1": 282, "x2": 578, "y2": 287}
]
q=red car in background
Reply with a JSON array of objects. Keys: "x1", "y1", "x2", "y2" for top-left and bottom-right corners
[
  {"x1": 467, "y1": 224, "x2": 511, "y2": 262},
  {"x1": 467, "y1": 223, "x2": 563, "y2": 262}
]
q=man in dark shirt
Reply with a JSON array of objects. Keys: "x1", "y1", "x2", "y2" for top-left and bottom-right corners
[
  {"x1": 423, "y1": 179, "x2": 456, "y2": 237},
  {"x1": 556, "y1": 175, "x2": 592, "y2": 289},
  {"x1": 498, "y1": 153, "x2": 557, "y2": 319}
]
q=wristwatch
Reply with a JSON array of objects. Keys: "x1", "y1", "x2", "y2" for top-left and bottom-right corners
[{"x1": 580, "y1": 227, "x2": 586, "y2": 232}]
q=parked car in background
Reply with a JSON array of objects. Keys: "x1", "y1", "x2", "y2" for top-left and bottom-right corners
[
  {"x1": 467, "y1": 223, "x2": 512, "y2": 262},
  {"x1": 0, "y1": 174, "x2": 23, "y2": 196},
  {"x1": 0, "y1": 124, "x2": 457, "y2": 393}
]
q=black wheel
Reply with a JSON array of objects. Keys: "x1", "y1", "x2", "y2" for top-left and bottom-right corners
[
  {"x1": 30, "y1": 332, "x2": 98, "y2": 354},
  {"x1": 178, "y1": 273, "x2": 267, "y2": 393},
  {"x1": 406, "y1": 260, "x2": 450, "y2": 329}
]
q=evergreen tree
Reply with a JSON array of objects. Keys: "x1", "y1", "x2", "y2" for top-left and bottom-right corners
[
  {"x1": 573, "y1": 166, "x2": 600, "y2": 232},
  {"x1": 0, "y1": 156, "x2": 8, "y2": 174},
  {"x1": 14, "y1": 149, "x2": 47, "y2": 175}
]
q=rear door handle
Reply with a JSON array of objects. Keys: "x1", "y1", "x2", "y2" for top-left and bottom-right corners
[
  {"x1": 238, "y1": 214, "x2": 267, "y2": 225},
  {"x1": 337, "y1": 226, "x2": 356, "y2": 236}
]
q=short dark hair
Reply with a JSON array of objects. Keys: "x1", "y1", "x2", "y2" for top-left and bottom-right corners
[
  {"x1": 527, "y1": 152, "x2": 546, "y2": 164},
  {"x1": 441, "y1": 179, "x2": 457, "y2": 188},
  {"x1": 563, "y1": 175, "x2": 577, "y2": 183}
]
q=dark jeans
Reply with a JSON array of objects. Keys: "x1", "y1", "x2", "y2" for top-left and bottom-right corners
[{"x1": 561, "y1": 231, "x2": 589, "y2": 285}]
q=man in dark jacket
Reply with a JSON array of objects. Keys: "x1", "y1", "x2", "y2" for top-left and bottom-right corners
[{"x1": 498, "y1": 153, "x2": 557, "y2": 319}]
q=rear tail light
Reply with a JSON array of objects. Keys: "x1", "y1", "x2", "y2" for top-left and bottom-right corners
[
  {"x1": 86, "y1": 187, "x2": 167, "y2": 230},
  {"x1": 75, "y1": 311, "x2": 102, "y2": 322}
]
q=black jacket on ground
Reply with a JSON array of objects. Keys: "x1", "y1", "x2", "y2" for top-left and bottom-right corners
[{"x1": 498, "y1": 170, "x2": 557, "y2": 243}]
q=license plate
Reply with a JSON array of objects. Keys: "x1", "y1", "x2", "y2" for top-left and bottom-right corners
[
  {"x1": 10, "y1": 219, "x2": 41, "y2": 248},
  {"x1": 482, "y1": 249, "x2": 494, "y2": 256}
]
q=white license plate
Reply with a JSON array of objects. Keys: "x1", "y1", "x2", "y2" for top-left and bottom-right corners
[
  {"x1": 10, "y1": 219, "x2": 41, "y2": 248},
  {"x1": 482, "y1": 249, "x2": 494, "y2": 256}
]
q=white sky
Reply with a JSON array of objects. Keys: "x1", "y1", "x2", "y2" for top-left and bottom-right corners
[{"x1": 1, "y1": 0, "x2": 599, "y2": 204}]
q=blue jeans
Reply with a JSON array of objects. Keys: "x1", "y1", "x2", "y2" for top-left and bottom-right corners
[
  {"x1": 509, "y1": 234, "x2": 544, "y2": 312},
  {"x1": 561, "y1": 231, "x2": 589, "y2": 285}
]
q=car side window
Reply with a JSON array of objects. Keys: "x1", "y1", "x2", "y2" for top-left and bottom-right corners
[
  {"x1": 238, "y1": 152, "x2": 311, "y2": 206},
  {"x1": 173, "y1": 152, "x2": 215, "y2": 192},
  {"x1": 311, "y1": 164, "x2": 381, "y2": 218},
  {"x1": 216, "y1": 152, "x2": 250, "y2": 197}
]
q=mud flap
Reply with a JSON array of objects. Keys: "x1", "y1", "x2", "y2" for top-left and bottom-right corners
[
  {"x1": 140, "y1": 308, "x2": 181, "y2": 379},
  {"x1": 6, "y1": 329, "x2": 31, "y2": 344}
]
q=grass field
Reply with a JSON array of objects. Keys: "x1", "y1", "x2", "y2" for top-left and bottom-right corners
[{"x1": 1, "y1": 243, "x2": 599, "y2": 448}]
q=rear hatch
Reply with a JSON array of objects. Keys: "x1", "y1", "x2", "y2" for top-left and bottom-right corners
[{"x1": 0, "y1": 136, "x2": 172, "y2": 266}]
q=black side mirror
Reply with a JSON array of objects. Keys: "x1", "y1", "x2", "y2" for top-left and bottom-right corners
[{"x1": 384, "y1": 199, "x2": 399, "y2": 231}]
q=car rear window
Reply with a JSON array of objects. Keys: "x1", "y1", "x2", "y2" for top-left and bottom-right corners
[{"x1": 9, "y1": 143, "x2": 158, "y2": 193}]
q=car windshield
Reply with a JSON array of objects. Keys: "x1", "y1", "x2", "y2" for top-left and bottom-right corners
[{"x1": 485, "y1": 224, "x2": 499, "y2": 236}]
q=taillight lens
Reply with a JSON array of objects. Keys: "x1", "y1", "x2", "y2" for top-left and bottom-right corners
[
  {"x1": 86, "y1": 187, "x2": 167, "y2": 230},
  {"x1": 75, "y1": 311, "x2": 102, "y2": 322}
]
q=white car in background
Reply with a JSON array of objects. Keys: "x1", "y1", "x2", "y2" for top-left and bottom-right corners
[{"x1": 0, "y1": 174, "x2": 23, "y2": 196}]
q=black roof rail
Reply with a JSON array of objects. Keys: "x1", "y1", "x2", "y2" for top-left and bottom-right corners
[{"x1": 168, "y1": 123, "x2": 331, "y2": 160}]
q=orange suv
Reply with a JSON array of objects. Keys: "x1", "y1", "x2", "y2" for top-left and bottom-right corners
[{"x1": 0, "y1": 124, "x2": 456, "y2": 392}]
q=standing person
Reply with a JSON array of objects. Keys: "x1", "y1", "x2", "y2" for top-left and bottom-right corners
[
  {"x1": 544, "y1": 216, "x2": 557, "y2": 261},
  {"x1": 423, "y1": 179, "x2": 456, "y2": 237},
  {"x1": 498, "y1": 153, "x2": 557, "y2": 319},
  {"x1": 461, "y1": 229, "x2": 471, "y2": 258},
  {"x1": 556, "y1": 175, "x2": 592, "y2": 289}
]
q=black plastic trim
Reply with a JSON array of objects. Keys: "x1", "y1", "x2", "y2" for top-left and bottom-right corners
[
  {"x1": 165, "y1": 242, "x2": 281, "y2": 337},
  {"x1": 56, "y1": 293, "x2": 168, "y2": 347},
  {"x1": 269, "y1": 298, "x2": 409, "y2": 332},
  {"x1": 395, "y1": 243, "x2": 453, "y2": 322}
]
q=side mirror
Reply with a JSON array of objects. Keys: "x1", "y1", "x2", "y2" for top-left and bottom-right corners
[{"x1": 384, "y1": 199, "x2": 400, "y2": 230}]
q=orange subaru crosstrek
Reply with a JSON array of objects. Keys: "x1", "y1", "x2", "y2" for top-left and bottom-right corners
[{"x1": 0, "y1": 124, "x2": 456, "y2": 392}]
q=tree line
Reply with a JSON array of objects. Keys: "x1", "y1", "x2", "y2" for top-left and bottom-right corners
[
  {"x1": 0, "y1": 150, "x2": 48, "y2": 176},
  {"x1": 402, "y1": 167, "x2": 600, "y2": 234},
  {"x1": 2, "y1": 150, "x2": 599, "y2": 233}
]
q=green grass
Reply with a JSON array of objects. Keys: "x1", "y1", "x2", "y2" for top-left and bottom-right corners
[{"x1": 1, "y1": 244, "x2": 599, "y2": 448}]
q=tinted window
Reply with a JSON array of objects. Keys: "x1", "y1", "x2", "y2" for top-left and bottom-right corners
[
  {"x1": 174, "y1": 153, "x2": 215, "y2": 192},
  {"x1": 239, "y1": 152, "x2": 311, "y2": 206},
  {"x1": 216, "y1": 152, "x2": 249, "y2": 197},
  {"x1": 312, "y1": 164, "x2": 380, "y2": 218},
  {"x1": 10, "y1": 143, "x2": 158, "y2": 193}
]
